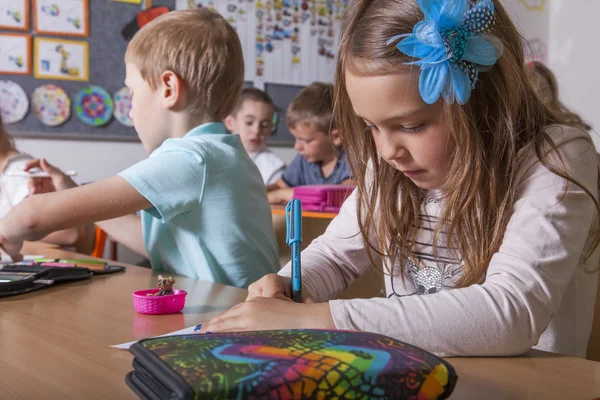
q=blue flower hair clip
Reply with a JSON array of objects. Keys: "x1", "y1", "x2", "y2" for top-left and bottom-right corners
[{"x1": 388, "y1": 0, "x2": 503, "y2": 105}]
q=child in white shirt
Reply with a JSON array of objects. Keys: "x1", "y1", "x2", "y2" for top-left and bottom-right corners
[
  {"x1": 225, "y1": 88, "x2": 285, "y2": 185},
  {"x1": 0, "y1": 115, "x2": 94, "y2": 253}
]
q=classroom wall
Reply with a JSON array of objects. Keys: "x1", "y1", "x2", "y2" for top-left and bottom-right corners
[
  {"x1": 547, "y1": 0, "x2": 600, "y2": 148},
  {"x1": 503, "y1": 0, "x2": 599, "y2": 148}
]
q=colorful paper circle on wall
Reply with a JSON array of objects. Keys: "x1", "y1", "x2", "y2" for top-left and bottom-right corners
[
  {"x1": 32, "y1": 84, "x2": 71, "y2": 127},
  {"x1": 113, "y1": 87, "x2": 134, "y2": 127},
  {"x1": 74, "y1": 86, "x2": 114, "y2": 127},
  {"x1": 0, "y1": 80, "x2": 29, "y2": 125}
]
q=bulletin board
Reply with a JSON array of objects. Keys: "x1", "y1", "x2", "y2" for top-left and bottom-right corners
[{"x1": 0, "y1": 0, "x2": 344, "y2": 145}]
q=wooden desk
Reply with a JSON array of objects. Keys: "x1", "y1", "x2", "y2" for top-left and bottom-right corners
[
  {"x1": 1, "y1": 242, "x2": 246, "y2": 399},
  {"x1": 2, "y1": 243, "x2": 600, "y2": 399},
  {"x1": 271, "y1": 204, "x2": 339, "y2": 219}
]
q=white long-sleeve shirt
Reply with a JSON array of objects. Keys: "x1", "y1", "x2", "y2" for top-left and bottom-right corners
[{"x1": 280, "y1": 125, "x2": 599, "y2": 358}]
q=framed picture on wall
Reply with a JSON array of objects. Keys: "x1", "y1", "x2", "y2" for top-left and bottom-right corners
[
  {"x1": 34, "y1": 37, "x2": 88, "y2": 81},
  {"x1": 33, "y1": 0, "x2": 89, "y2": 37},
  {"x1": 0, "y1": 33, "x2": 31, "y2": 75},
  {"x1": 0, "y1": 0, "x2": 30, "y2": 30}
]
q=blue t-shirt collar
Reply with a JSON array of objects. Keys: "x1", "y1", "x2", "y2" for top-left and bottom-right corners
[{"x1": 185, "y1": 122, "x2": 227, "y2": 137}]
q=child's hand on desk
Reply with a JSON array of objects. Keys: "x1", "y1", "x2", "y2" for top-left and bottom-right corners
[
  {"x1": 0, "y1": 229, "x2": 23, "y2": 261},
  {"x1": 246, "y1": 274, "x2": 315, "y2": 303},
  {"x1": 26, "y1": 158, "x2": 77, "y2": 195},
  {"x1": 199, "y1": 297, "x2": 335, "y2": 333},
  {"x1": 267, "y1": 188, "x2": 294, "y2": 205}
]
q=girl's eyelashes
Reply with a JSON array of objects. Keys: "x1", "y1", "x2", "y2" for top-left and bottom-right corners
[
  {"x1": 364, "y1": 123, "x2": 424, "y2": 134},
  {"x1": 399, "y1": 123, "x2": 424, "y2": 133}
]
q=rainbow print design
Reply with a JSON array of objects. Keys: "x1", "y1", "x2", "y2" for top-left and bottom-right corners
[{"x1": 139, "y1": 329, "x2": 457, "y2": 399}]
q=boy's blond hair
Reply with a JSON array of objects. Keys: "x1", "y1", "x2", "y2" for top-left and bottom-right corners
[
  {"x1": 125, "y1": 9, "x2": 244, "y2": 121},
  {"x1": 286, "y1": 82, "x2": 334, "y2": 134}
]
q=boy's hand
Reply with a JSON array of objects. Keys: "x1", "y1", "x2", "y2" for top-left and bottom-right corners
[
  {"x1": 0, "y1": 230, "x2": 23, "y2": 261},
  {"x1": 26, "y1": 158, "x2": 77, "y2": 195},
  {"x1": 246, "y1": 274, "x2": 315, "y2": 303},
  {"x1": 199, "y1": 297, "x2": 334, "y2": 333},
  {"x1": 267, "y1": 188, "x2": 293, "y2": 205}
]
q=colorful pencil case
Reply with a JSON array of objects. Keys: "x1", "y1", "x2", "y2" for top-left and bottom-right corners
[
  {"x1": 293, "y1": 185, "x2": 355, "y2": 212},
  {"x1": 125, "y1": 329, "x2": 457, "y2": 400},
  {"x1": 0, "y1": 261, "x2": 125, "y2": 297}
]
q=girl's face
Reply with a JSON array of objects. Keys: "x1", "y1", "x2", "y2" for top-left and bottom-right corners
[{"x1": 345, "y1": 69, "x2": 455, "y2": 190}]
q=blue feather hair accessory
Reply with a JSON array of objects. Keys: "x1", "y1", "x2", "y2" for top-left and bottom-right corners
[{"x1": 388, "y1": 0, "x2": 503, "y2": 104}]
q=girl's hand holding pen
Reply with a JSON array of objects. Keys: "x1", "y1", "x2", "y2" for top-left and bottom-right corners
[{"x1": 246, "y1": 274, "x2": 315, "y2": 303}]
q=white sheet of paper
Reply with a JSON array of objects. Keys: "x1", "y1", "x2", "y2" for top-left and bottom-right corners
[{"x1": 111, "y1": 325, "x2": 200, "y2": 350}]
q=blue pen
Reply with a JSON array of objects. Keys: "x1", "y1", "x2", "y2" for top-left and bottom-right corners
[{"x1": 286, "y1": 198, "x2": 302, "y2": 303}]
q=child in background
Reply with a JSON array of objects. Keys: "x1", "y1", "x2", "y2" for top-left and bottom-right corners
[
  {"x1": 224, "y1": 88, "x2": 285, "y2": 185},
  {"x1": 266, "y1": 82, "x2": 352, "y2": 204},
  {"x1": 0, "y1": 115, "x2": 94, "y2": 253},
  {"x1": 202, "y1": 0, "x2": 600, "y2": 359},
  {"x1": 527, "y1": 61, "x2": 592, "y2": 131},
  {"x1": 0, "y1": 9, "x2": 280, "y2": 288}
]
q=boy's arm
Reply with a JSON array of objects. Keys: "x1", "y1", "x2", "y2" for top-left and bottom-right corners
[
  {"x1": 41, "y1": 224, "x2": 97, "y2": 255},
  {"x1": 342, "y1": 179, "x2": 355, "y2": 185},
  {"x1": 266, "y1": 178, "x2": 293, "y2": 204},
  {"x1": 0, "y1": 176, "x2": 151, "y2": 259},
  {"x1": 96, "y1": 214, "x2": 148, "y2": 258},
  {"x1": 268, "y1": 188, "x2": 294, "y2": 205},
  {"x1": 26, "y1": 158, "x2": 98, "y2": 254},
  {"x1": 266, "y1": 178, "x2": 289, "y2": 192}
]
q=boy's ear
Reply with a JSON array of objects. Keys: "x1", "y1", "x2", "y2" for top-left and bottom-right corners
[
  {"x1": 224, "y1": 115, "x2": 236, "y2": 132},
  {"x1": 160, "y1": 70, "x2": 186, "y2": 110},
  {"x1": 330, "y1": 128, "x2": 342, "y2": 147}
]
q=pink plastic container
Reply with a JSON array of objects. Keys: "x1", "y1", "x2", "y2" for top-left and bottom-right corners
[
  {"x1": 132, "y1": 289, "x2": 187, "y2": 315},
  {"x1": 293, "y1": 185, "x2": 355, "y2": 212}
]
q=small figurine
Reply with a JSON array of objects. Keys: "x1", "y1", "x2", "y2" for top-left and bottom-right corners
[{"x1": 147, "y1": 275, "x2": 176, "y2": 296}]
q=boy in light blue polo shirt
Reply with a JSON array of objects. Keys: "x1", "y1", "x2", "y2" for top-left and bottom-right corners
[
  {"x1": 119, "y1": 122, "x2": 279, "y2": 286},
  {"x1": 0, "y1": 10, "x2": 279, "y2": 288}
]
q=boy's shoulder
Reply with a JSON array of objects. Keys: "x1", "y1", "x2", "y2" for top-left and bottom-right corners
[{"x1": 156, "y1": 132, "x2": 241, "y2": 158}]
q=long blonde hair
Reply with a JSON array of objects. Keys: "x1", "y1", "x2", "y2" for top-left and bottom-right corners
[{"x1": 334, "y1": 0, "x2": 600, "y2": 286}]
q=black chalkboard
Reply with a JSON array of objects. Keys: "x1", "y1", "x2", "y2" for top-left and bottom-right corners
[{"x1": 3, "y1": 0, "x2": 300, "y2": 146}]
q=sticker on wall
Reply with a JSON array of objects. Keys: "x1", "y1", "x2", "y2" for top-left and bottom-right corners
[
  {"x1": 0, "y1": 0, "x2": 30, "y2": 30},
  {"x1": 113, "y1": 87, "x2": 134, "y2": 127},
  {"x1": 74, "y1": 86, "x2": 114, "y2": 126},
  {"x1": 32, "y1": 84, "x2": 71, "y2": 126},
  {"x1": 0, "y1": 80, "x2": 29, "y2": 124},
  {"x1": 33, "y1": 0, "x2": 89, "y2": 37},
  {"x1": 33, "y1": 37, "x2": 89, "y2": 81},
  {"x1": 517, "y1": 0, "x2": 546, "y2": 12},
  {"x1": 0, "y1": 33, "x2": 31, "y2": 75}
]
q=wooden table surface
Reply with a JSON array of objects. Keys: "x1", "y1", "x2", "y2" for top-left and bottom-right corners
[
  {"x1": 2, "y1": 243, "x2": 600, "y2": 399},
  {"x1": 271, "y1": 204, "x2": 338, "y2": 219}
]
